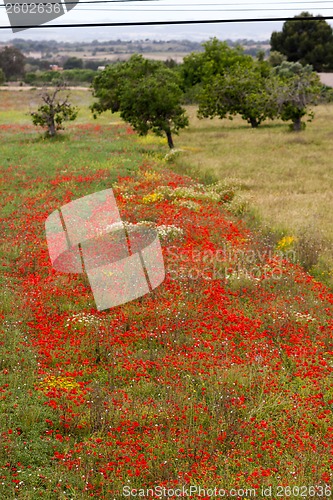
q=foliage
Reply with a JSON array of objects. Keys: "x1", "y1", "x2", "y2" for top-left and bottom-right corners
[
  {"x1": 182, "y1": 37, "x2": 252, "y2": 86},
  {"x1": 91, "y1": 55, "x2": 188, "y2": 148},
  {"x1": 271, "y1": 12, "x2": 333, "y2": 71},
  {"x1": 1, "y1": 115, "x2": 333, "y2": 495},
  {"x1": 198, "y1": 61, "x2": 279, "y2": 127},
  {"x1": 180, "y1": 37, "x2": 252, "y2": 102},
  {"x1": 91, "y1": 55, "x2": 162, "y2": 115},
  {"x1": 0, "y1": 45, "x2": 25, "y2": 80},
  {"x1": 272, "y1": 61, "x2": 322, "y2": 130},
  {"x1": 119, "y1": 67, "x2": 188, "y2": 148},
  {"x1": 267, "y1": 50, "x2": 287, "y2": 67},
  {"x1": 30, "y1": 83, "x2": 78, "y2": 137},
  {"x1": 0, "y1": 68, "x2": 5, "y2": 85},
  {"x1": 63, "y1": 56, "x2": 83, "y2": 70},
  {"x1": 24, "y1": 68, "x2": 96, "y2": 85}
]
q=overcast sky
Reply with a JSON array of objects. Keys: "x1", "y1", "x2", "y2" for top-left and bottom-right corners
[{"x1": 0, "y1": 0, "x2": 332, "y2": 42}]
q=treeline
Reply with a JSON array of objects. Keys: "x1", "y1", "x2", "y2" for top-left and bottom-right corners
[
  {"x1": 28, "y1": 40, "x2": 333, "y2": 143},
  {"x1": 3, "y1": 37, "x2": 268, "y2": 56},
  {"x1": 0, "y1": 37, "x2": 270, "y2": 85},
  {"x1": 91, "y1": 41, "x2": 330, "y2": 144}
]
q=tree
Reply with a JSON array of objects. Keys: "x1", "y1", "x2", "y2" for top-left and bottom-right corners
[
  {"x1": 119, "y1": 67, "x2": 188, "y2": 148},
  {"x1": 182, "y1": 37, "x2": 252, "y2": 87},
  {"x1": 180, "y1": 37, "x2": 252, "y2": 102},
  {"x1": 31, "y1": 83, "x2": 78, "y2": 137},
  {"x1": 272, "y1": 61, "x2": 322, "y2": 131},
  {"x1": 164, "y1": 58, "x2": 179, "y2": 69},
  {"x1": 63, "y1": 57, "x2": 83, "y2": 70},
  {"x1": 198, "y1": 62, "x2": 279, "y2": 128},
  {"x1": 268, "y1": 50, "x2": 287, "y2": 67},
  {"x1": 91, "y1": 55, "x2": 162, "y2": 116},
  {"x1": 0, "y1": 46, "x2": 25, "y2": 80},
  {"x1": 91, "y1": 55, "x2": 188, "y2": 148},
  {"x1": 0, "y1": 68, "x2": 5, "y2": 85},
  {"x1": 271, "y1": 12, "x2": 333, "y2": 71}
]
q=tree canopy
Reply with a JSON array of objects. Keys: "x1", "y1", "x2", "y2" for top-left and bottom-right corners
[
  {"x1": 180, "y1": 37, "x2": 252, "y2": 102},
  {"x1": 31, "y1": 84, "x2": 78, "y2": 137},
  {"x1": 270, "y1": 12, "x2": 333, "y2": 71},
  {"x1": 197, "y1": 57, "x2": 322, "y2": 131},
  {"x1": 198, "y1": 60, "x2": 279, "y2": 128},
  {"x1": 91, "y1": 55, "x2": 188, "y2": 148},
  {"x1": 63, "y1": 57, "x2": 83, "y2": 70},
  {"x1": 272, "y1": 61, "x2": 322, "y2": 130},
  {"x1": 0, "y1": 46, "x2": 25, "y2": 80}
]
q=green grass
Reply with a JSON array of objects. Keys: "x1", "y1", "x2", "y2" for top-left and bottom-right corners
[
  {"x1": 0, "y1": 90, "x2": 151, "y2": 498},
  {"x1": 0, "y1": 88, "x2": 113, "y2": 125}
]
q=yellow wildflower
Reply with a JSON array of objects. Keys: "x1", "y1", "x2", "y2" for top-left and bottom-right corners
[{"x1": 142, "y1": 192, "x2": 164, "y2": 204}]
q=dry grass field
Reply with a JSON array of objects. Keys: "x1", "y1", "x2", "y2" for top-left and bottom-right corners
[{"x1": 175, "y1": 105, "x2": 333, "y2": 286}]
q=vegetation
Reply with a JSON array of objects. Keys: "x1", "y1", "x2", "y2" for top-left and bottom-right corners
[
  {"x1": 197, "y1": 60, "x2": 278, "y2": 128},
  {"x1": 91, "y1": 55, "x2": 189, "y2": 148},
  {"x1": 0, "y1": 45, "x2": 25, "y2": 80},
  {"x1": 1, "y1": 89, "x2": 333, "y2": 497},
  {"x1": 24, "y1": 68, "x2": 97, "y2": 85},
  {"x1": 63, "y1": 56, "x2": 84, "y2": 69},
  {"x1": 271, "y1": 12, "x2": 333, "y2": 71},
  {"x1": 273, "y1": 61, "x2": 322, "y2": 131},
  {"x1": 182, "y1": 39, "x2": 323, "y2": 131},
  {"x1": 181, "y1": 37, "x2": 253, "y2": 102},
  {"x1": 5, "y1": 36, "x2": 268, "y2": 58},
  {"x1": 171, "y1": 105, "x2": 333, "y2": 288},
  {"x1": 30, "y1": 83, "x2": 78, "y2": 137}
]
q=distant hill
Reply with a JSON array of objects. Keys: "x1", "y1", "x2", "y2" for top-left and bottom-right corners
[{"x1": 0, "y1": 37, "x2": 270, "y2": 62}]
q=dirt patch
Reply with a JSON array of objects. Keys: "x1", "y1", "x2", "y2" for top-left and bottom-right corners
[{"x1": 318, "y1": 73, "x2": 333, "y2": 87}]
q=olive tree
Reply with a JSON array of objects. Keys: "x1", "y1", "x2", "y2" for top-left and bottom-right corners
[
  {"x1": 31, "y1": 83, "x2": 78, "y2": 137},
  {"x1": 272, "y1": 61, "x2": 322, "y2": 131}
]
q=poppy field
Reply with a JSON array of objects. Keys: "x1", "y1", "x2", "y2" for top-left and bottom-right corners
[{"x1": 1, "y1": 92, "x2": 333, "y2": 499}]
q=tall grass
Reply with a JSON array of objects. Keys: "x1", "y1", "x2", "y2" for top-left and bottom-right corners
[{"x1": 174, "y1": 105, "x2": 333, "y2": 288}]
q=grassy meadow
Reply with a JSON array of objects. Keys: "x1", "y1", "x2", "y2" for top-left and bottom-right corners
[
  {"x1": 174, "y1": 106, "x2": 333, "y2": 288},
  {"x1": 0, "y1": 88, "x2": 333, "y2": 498}
]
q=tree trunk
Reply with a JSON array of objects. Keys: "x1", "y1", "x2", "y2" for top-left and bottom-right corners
[
  {"x1": 48, "y1": 108, "x2": 56, "y2": 137},
  {"x1": 293, "y1": 116, "x2": 302, "y2": 132},
  {"x1": 166, "y1": 129, "x2": 174, "y2": 149},
  {"x1": 48, "y1": 121, "x2": 56, "y2": 137},
  {"x1": 249, "y1": 117, "x2": 259, "y2": 128}
]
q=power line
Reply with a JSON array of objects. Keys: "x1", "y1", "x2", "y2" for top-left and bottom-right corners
[
  {"x1": 2, "y1": 15, "x2": 333, "y2": 30},
  {"x1": 50, "y1": 7, "x2": 333, "y2": 11},
  {"x1": 3, "y1": 0, "x2": 333, "y2": 7}
]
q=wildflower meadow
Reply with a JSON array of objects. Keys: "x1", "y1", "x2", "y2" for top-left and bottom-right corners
[{"x1": 1, "y1": 92, "x2": 333, "y2": 499}]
